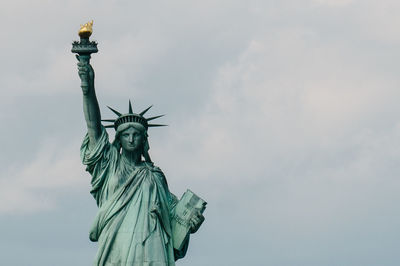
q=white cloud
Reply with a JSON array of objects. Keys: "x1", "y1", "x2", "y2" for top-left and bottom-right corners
[{"x1": 0, "y1": 140, "x2": 86, "y2": 214}]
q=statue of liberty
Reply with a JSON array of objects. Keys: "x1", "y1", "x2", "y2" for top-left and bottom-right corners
[{"x1": 73, "y1": 21, "x2": 205, "y2": 266}]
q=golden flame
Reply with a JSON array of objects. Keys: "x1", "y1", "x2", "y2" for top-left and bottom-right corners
[{"x1": 78, "y1": 20, "x2": 93, "y2": 38}]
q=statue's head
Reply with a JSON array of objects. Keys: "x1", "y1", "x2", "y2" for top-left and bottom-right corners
[
  {"x1": 113, "y1": 122, "x2": 148, "y2": 154},
  {"x1": 104, "y1": 100, "x2": 165, "y2": 163}
]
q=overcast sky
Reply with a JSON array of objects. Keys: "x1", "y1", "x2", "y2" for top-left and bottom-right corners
[{"x1": 1, "y1": 0, "x2": 400, "y2": 265}]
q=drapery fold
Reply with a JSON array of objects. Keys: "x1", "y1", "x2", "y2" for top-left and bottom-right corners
[{"x1": 80, "y1": 127, "x2": 187, "y2": 265}]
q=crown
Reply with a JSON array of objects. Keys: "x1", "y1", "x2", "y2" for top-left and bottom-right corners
[{"x1": 102, "y1": 100, "x2": 166, "y2": 130}]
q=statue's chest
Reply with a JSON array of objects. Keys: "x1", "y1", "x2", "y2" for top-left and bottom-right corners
[{"x1": 108, "y1": 165, "x2": 133, "y2": 194}]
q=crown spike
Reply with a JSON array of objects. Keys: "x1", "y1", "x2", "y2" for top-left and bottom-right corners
[
  {"x1": 128, "y1": 100, "x2": 133, "y2": 114},
  {"x1": 104, "y1": 125, "x2": 115, "y2": 128},
  {"x1": 107, "y1": 106, "x2": 122, "y2": 117},
  {"x1": 148, "y1": 124, "x2": 168, "y2": 127},
  {"x1": 101, "y1": 119, "x2": 116, "y2": 122},
  {"x1": 139, "y1": 105, "x2": 153, "y2": 116},
  {"x1": 146, "y1": 114, "x2": 165, "y2": 121}
]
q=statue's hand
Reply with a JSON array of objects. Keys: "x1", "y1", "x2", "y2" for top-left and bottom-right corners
[
  {"x1": 77, "y1": 55, "x2": 95, "y2": 94},
  {"x1": 189, "y1": 210, "x2": 205, "y2": 234}
]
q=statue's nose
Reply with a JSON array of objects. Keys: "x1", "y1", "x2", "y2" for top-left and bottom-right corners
[{"x1": 129, "y1": 135, "x2": 134, "y2": 143}]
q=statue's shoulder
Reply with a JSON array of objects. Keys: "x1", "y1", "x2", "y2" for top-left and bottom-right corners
[
  {"x1": 144, "y1": 163, "x2": 168, "y2": 187},
  {"x1": 143, "y1": 162, "x2": 163, "y2": 173},
  {"x1": 142, "y1": 162, "x2": 165, "y2": 177}
]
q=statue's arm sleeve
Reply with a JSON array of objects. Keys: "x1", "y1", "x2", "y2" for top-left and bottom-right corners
[
  {"x1": 80, "y1": 126, "x2": 114, "y2": 203},
  {"x1": 150, "y1": 168, "x2": 191, "y2": 260},
  {"x1": 174, "y1": 236, "x2": 189, "y2": 261}
]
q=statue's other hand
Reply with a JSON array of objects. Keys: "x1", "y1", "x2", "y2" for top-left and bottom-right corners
[{"x1": 189, "y1": 210, "x2": 205, "y2": 234}]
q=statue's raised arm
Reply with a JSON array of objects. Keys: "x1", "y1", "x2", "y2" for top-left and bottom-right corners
[
  {"x1": 77, "y1": 60, "x2": 102, "y2": 145},
  {"x1": 72, "y1": 21, "x2": 101, "y2": 147}
]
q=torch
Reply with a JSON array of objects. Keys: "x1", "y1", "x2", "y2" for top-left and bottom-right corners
[{"x1": 71, "y1": 20, "x2": 98, "y2": 91}]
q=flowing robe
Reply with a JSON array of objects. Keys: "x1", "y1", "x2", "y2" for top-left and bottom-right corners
[{"x1": 80, "y1": 127, "x2": 188, "y2": 266}]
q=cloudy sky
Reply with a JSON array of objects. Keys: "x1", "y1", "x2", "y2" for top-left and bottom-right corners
[{"x1": 1, "y1": 0, "x2": 400, "y2": 265}]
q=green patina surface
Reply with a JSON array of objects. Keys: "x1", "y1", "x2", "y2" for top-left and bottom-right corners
[{"x1": 72, "y1": 24, "x2": 205, "y2": 266}]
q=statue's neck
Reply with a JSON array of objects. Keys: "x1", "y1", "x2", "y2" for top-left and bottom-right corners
[{"x1": 121, "y1": 150, "x2": 142, "y2": 166}]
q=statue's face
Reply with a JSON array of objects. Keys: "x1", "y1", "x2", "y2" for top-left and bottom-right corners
[{"x1": 120, "y1": 127, "x2": 144, "y2": 153}]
